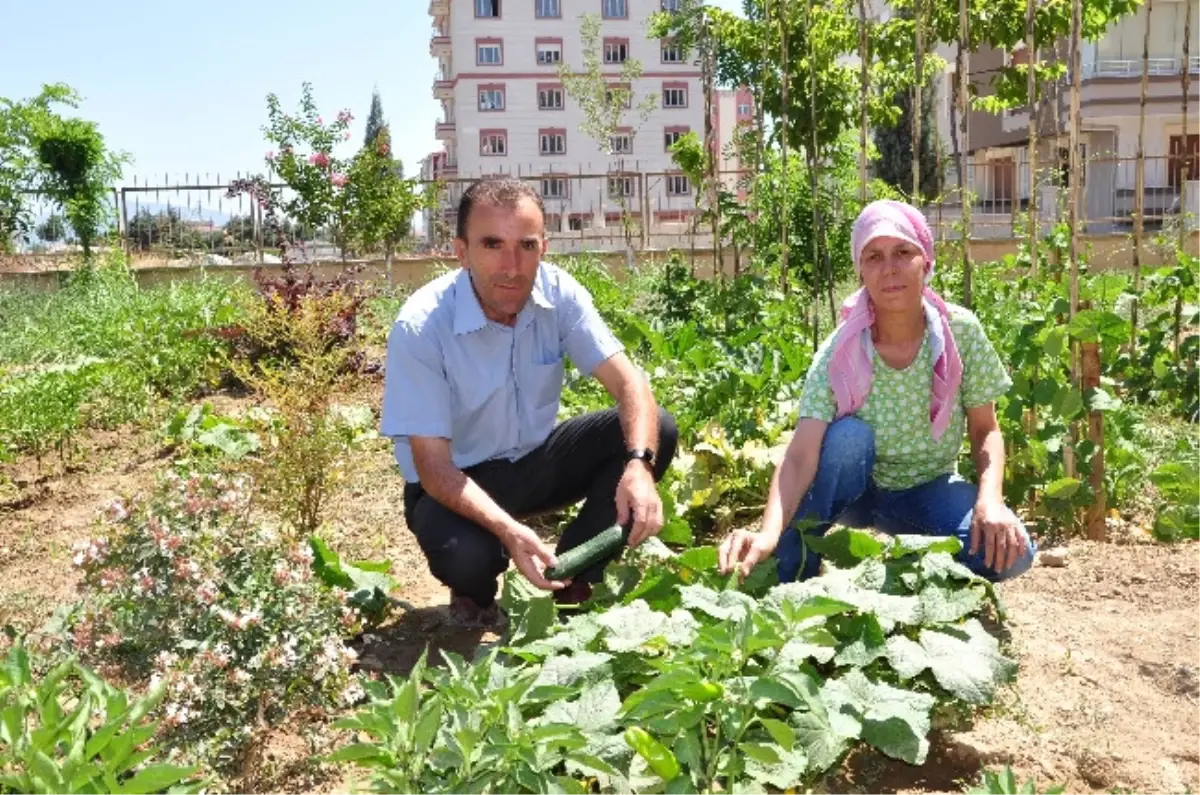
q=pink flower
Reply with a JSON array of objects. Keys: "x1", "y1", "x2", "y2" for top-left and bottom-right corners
[
  {"x1": 265, "y1": 150, "x2": 275, "y2": 160},
  {"x1": 308, "y1": 152, "x2": 330, "y2": 168},
  {"x1": 336, "y1": 109, "x2": 353, "y2": 125},
  {"x1": 343, "y1": 131, "x2": 351, "y2": 141},
  {"x1": 331, "y1": 173, "x2": 347, "y2": 188},
  {"x1": 104, "y1": 499, "x2": 129, "y2": 523},
  {"x1": 317, "y1": 116, "x2": 324, "y2": 125}
]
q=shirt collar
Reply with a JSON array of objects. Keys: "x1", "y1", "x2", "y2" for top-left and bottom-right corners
[{"x1": 453, "y1": 265, "x2": 554, "y2": 335}]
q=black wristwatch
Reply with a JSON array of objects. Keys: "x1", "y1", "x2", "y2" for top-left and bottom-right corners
[{"x1": 625, "y1": 448, "x2": 655, "y2": 467}]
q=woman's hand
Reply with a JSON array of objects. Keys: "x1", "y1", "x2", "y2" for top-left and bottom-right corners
[
  {"x1": 969, "y1": 498, "x2": 1025, "y2": 573},
  {"x1": 718, "y1": 528, "x2": 779, "y2": 579}
]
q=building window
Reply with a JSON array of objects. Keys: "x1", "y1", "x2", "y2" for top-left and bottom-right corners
[
  {"x1": 603, "y1": 38, "x2": 629, "y2": 64},
  {"x1": 666, "y1": 174, "x2": 691, "y2": 195},
  {"x1": 538, "y1": 84, "x2": 564, "y2": 109},
  {"x1": 539, "y1": 129, "x2": 566, "y2": 155},
  {"x1": 661, "y1": 0, "x2": 683, "y2": 9},
  {"x1": 661, "y1": 40, "x2": 683, "y2": 63},
  {"x1": 480, "y1": 130, "x2": 507, "y2": 156},
  {"x1": 737, "y1": 103, "x2": 751, "y2": 115},
  {"x1": 535, "y1": 0, "x2": 560, "y2": 17},
  {"x1": 476, "y1": 40, "x2": 503, "y2": 65},
  {"x1": 476, "y1": 0, "x2": 500, "y2": 17},
  {"x1": 608, "y1": 175, "x2": 635, "y2": 198},
  {"x1": 664, "y1": 127, "x2": 688, "y2": 150},
  {"x1": 609, "y1": 133, "x2": 633, "y2": 154},
  {"x1": 606, "y1": 84, "x2": 632, "y2": 109},
  {"x1": 602, "y1": 0, "x2": 627, "y2": 19},
  {"x1": 536, "y1": 39, "x2": 562, "y2": 65},
  {"x1": 1169, "y1": 134, "x2": 1199, "y2": 188},
  {"x1": 541, "y1": 176, "x2": 568, "y2": 199},
  {"x1": 663, "y1": 85, "x2": 688, "y2": 108},
  {"x1": 478, "y1": 86, "x2": 505, "y2": 111},
  {"x1": 568, "y1": 214, "x2": 592, "y2": 231}
]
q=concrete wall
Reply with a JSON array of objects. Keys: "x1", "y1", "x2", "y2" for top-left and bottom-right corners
[{"x1": 4, "y1": 231, "x2": 1195, "y2": 294}]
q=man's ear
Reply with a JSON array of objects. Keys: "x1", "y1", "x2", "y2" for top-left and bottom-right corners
[{"x1": 453, "y1": 236, "x2": 468, "y2": 266}]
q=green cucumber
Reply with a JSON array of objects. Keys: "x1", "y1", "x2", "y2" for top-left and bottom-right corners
[{"x1": 545, "y1": 523, "x2": 630, "y2": 580}]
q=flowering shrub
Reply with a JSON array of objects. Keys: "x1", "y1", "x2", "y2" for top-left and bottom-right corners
[{"x1": 68, "y1": 470, "x2": 364, "y2": 768}]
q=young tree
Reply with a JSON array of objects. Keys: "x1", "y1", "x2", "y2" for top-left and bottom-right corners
[
  {"x1": 363, "y1": 89, "x2": 386, "y2": 149},
  {"x1": 558, "y1": 13, "x2": 657, "y2": 264},
  {"x1": 873, "y1": 81, "x2": 943, "y2": 201},
  {"x1": 342, "y1": 127, "x2": 440, "y2": 283},
  {"x1": 0, "y1": 83, "x2": 126, "y2": 257}
]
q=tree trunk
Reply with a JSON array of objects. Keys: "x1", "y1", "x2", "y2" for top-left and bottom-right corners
[
  {"x1": 859, "y1": 0, "x2": 871, "y2": 204},
  {"x1": 1133, "y1": 0, "x2": 1153, "y2": 350},
  {"x1": 1025, "y1": 0, "x2": 1039, "y2": 275},
  {"x1": 1181, "y1": 0, "x2": 1193, "y2": 253},
  {"x1": 779, "y1": 0, "x2": 791, "y2": 301},
  {"x1": 1065, "y1": 0, "x2": 1083, "y2": 481},
  {"x1": 702, "y1": 16, "x2": 721, "y2": 281},
  {"x1": 806, "y1": 0, "x2": 833, "y2": 329},
  {"x1": 957, "y1": 0, "x2": 973, "y2": 308},
  {"x1": 912, "y1": 0, "x2": 924, "y2": 200}
]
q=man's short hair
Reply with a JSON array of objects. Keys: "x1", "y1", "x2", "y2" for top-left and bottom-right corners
[{"x1": 456, "y1": 175, "x2": 545, "y2": 241}]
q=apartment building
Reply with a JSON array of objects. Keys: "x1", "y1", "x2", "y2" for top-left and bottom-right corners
[
  {"x1": 954, "y1": 0, "x2": 1199, "y2": 231},
  {"x1": 426, "y1": 0, "x2": 745, "y2": 245}
]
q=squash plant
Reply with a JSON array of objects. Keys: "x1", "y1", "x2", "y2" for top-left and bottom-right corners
[
  {"x1": 329, "y1": 530, "x2": 1017, "y2": 793},
  {"x1": 0, "y1": 635, "x2": 203, "y2": 794}
]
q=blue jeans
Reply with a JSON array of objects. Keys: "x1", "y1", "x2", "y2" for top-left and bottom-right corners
[{"x1": 776, "y1": 417, "x2": 1037, "y2": 583}]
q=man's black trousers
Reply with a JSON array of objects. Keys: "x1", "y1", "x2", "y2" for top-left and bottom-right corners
[{"x1": 402, "y1": 407, "x2": 678, "y2": 606}]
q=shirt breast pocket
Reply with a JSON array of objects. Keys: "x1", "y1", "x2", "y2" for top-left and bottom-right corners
[{"x1": 527, "y1": 358, "x2": 564, "y2": 408}]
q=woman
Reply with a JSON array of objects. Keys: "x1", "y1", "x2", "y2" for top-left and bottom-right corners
[{"x1": 719, "y1": 199, "x2": 1035, "y2": 583}]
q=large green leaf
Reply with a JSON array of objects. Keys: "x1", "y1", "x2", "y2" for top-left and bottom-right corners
[
  {"x1": 884, "y1": 620, "x2": 1017, "y2": 705},
  {"x1": 802, "y1": 528, "x2": 885, "y2": 569},
  {"x1": 1067, "y1": 309, "x2": 1128, "y2": 345},
  {"x1": 742, "y1": 744, "x2": 808, "y2": 790},
  {"x1": 830, "y1": 614, "x2": 887, "y2": 667},
  {"x1": 533, "y1": 652, "x2": 612, "y2": 691},
  {"x1": 594, "y1": 601, "x2": 698, "y2": 653},
  {"x1": 679, "y1": 584, "x2": 756, "y2": 622},
  {"x1": 918, "y1": 583, "x2": 984, "y2": 625},
  {"x1": 822, "y1": 670, "x2": 935, "y2": 765}
]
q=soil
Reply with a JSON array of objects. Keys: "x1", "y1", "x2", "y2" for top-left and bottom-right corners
[{"x1": 1, "y1": 381, "x2": 1197, "y2": 795}]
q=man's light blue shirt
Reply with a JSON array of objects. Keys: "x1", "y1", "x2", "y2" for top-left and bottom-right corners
[{"x1": 380, "y1": 261, "x2": 624, "y2": 483}]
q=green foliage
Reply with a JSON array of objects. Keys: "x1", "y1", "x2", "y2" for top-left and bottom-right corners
[
  {"x1": 965, "y1": 764, "x2": 1065, "y2": 794},
  {"x1": 557, "y1": 14, "x2": 657, "y2": 155},
  {"x1": 309, "y1": 536, "x2": 401, "y2": 626},
  {"x1": 331, "y1": 531, "x2": 1015, "y2": 793},
  {"x1": 342, "y1": 127, "x2": 438, "y2": 260},
  {"x1": 0, "y1": 83, "x2": 127, "y2": 255},
  {"x1": 363, "y1": 89, "x2": 387, "y2": 149},
  {"x1": 1148, "y1": 457, "x2": 1200, "y2": 542},
  {"x1": 0, "y1": 635, "x2": 206, "y2": 794},
  {"x1": 872, "y1": 78, "x2": 945, "y2": 202},
  {"x1": 0, "y1": 254, "x2": 249, "y2": 464},
  {"x1": 67, "y1": 471, "x2": 365, "y2": 770}
]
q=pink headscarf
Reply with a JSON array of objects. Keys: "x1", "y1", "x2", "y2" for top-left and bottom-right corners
[{"x1": 827, "y1": 199, "x2": 963, "y2": 440}]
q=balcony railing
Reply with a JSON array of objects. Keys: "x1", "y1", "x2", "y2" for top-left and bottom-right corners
[
  {"x1": 435, "y1": 121, "x2": 457, "y2": 140},
  {"x1": 430, "y1": 35, "x2": 451, "y2": 57},
  {"x1": 1084, "y1": 56, "x2": 1200, "y2": 78}
]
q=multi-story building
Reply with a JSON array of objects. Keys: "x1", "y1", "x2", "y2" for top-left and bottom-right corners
[
  {"x1": 426, "y1": 0, "x2": 749, "y2": 247},
  {"x1": 937, "y1": 0, "x2": 1198, "y2": 234}
]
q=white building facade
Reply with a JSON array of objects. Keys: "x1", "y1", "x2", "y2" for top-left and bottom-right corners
[{"x1": 428, "y1": 0, "x2": 717, "y2": 241}]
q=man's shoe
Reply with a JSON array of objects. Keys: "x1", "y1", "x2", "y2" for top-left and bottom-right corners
[
  {"x1": 448, "y1": 594, "x2": 509, "y2": 631},
  {"x1": 553, "y1": 580, "x2": 593, "y2": 606}
]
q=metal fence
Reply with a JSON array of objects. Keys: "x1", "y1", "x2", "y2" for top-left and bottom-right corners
[{"x1": 10, "y1": 152, "x2": 1198, "y2": 263}]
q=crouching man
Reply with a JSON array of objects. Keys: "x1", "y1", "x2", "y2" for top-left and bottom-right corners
[{"x1": 381, "y1": 176, "x2": 677, "y2": 629}]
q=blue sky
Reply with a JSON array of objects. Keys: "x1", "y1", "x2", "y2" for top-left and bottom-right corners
[{"x1": 1, "y1": 0, "x2": 745, "y2": 195}]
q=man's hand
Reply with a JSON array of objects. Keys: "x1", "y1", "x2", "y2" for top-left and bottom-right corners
[
  {"x1": 969, "y1": 499, "x2": 1025, "y2": 573},
  {"x1": 503, "y1": 523, "x2": 567, "y2": 592},
  {"x1": 718, "y1": 528, "x2": 778, "y2": 580},
  {"x1": 615, "y1": 462, "x2": 664, "y2": 547}
]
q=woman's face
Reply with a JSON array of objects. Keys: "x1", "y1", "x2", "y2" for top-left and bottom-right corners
[{"x1": 859, "y1": 235, "x2": 927, "y2": 315}]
